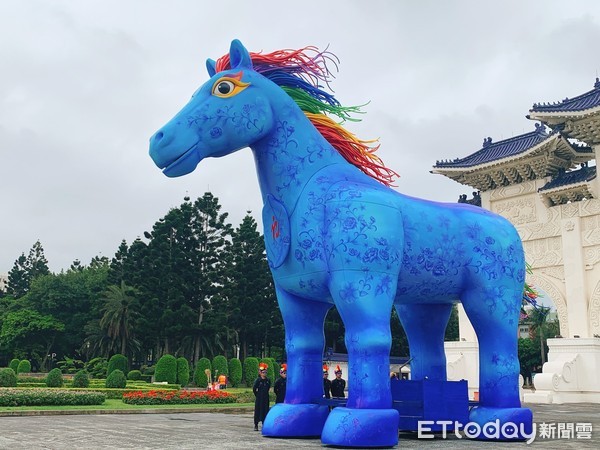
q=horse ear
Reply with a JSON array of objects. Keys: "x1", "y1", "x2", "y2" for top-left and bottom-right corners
[
  {"x1": 206, "y1": 58, "x2": 217, "y2": 77},
  {"x1": 229, "y1": 39, "x2": 253, "y2": 69}
]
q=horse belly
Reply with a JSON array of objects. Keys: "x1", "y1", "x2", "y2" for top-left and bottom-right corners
[{"x1": 395, "y1": 198, "x2": 524, "y2": 304}]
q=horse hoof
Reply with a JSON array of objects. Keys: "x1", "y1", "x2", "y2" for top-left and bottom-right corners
[
  {"x1": 320, "y1": 407, "x2": 399, "y2": 447},
  {"x1": 261, "y1": 403, "x2": 329, "y2": 437},
  {"x1": 467, "y1": 406, "x2": 533, "y2": 441}
]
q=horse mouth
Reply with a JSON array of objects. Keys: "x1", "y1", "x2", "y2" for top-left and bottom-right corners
[{"x1": 162, "y1": 143, "x2": 201, "y2": 177}]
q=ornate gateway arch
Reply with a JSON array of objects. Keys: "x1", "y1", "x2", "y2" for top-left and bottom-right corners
[{"x1": 434, "y1": 79, "x2": 600, "y2": 403}]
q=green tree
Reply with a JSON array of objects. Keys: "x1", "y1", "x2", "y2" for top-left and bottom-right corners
[
  {"x1": 7, "y1": 241, "x2": 50, "y2": 298},
  {"x1": 223, "y1": 214, "x2": 279, "y2": 360},
  {"x1": 0, "y1": 309, "x2": 64, "y2": 370},
  {"x1": 25, "y1": 264, "x2": 109, "y2": 360},
  {"x1": 137, "y1": 193, "x2": 233, "y2": 363},
  {"x1": 528, "y1": 306, "x2": 551, "y2": 365},
  {"x1": 444, "y1": 304, "x2": 459, "y2": 341},
  {"x1": 518, "y1": 337, "x2": 540, "y2": 385},
  {"x1": 6, "y1": 254, "x2": 29, "y2": 298},
  {"x1": 100, "y1": 282, "x2": 140, "y2": 357}
]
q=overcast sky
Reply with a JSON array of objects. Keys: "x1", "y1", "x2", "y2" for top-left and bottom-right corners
[{"x1": 1, "y1": 0, "x2": 599, "y2": 274}]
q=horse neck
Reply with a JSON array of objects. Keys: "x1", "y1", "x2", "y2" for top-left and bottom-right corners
[{"x1": 251, "y1": 107, "x2": 347, "y2": 211}]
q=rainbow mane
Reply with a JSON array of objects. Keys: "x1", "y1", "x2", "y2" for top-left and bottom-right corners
[{"x1": 215, "y1": 47, "x2": 399, "y2": 186}]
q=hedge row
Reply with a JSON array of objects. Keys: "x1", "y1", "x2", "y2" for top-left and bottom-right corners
[
  {"x1": 0, "y1": 389, "x2": 106, "y2": 407},
  {"x1": 1, "y1": 387, "x2": 180, "y2": 400}
]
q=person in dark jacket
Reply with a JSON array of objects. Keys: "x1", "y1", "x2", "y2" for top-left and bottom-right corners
[
  {"x1": 331, "y1": 365, "x2": 346, "y2": 398},
  {"x1": 274, "y1": 363, "x2": 287, "y2": 404},
  {"x1": 323, "y1": 364, "x2": 331, "y2": 399},
  {"x1": 253, "y1": 363, "x2": 271, "y2": 430}
]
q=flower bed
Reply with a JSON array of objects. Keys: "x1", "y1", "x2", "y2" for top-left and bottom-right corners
[
  {"x1": 122, "y1": 389, "x2": 235, "y2": 405},
  {"x1": 0, "y1": 389, "x2": 106, "y2": 406}
]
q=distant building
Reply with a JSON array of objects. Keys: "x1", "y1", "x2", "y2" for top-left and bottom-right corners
[{"x1": 435, "y1": 78, "x2": 600, "y2": 404}]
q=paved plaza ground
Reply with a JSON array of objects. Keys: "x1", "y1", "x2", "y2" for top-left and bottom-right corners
[{"x1": 0, "y1": 403, "x2": 598, "y2": 449}]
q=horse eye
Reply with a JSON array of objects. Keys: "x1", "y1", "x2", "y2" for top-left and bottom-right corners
[{"x1": 215, "y1": 81, "x2": 233, "y2": 95}]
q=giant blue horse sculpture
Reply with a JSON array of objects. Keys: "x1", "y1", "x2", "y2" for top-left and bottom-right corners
[{"x1": 150, "y1": 40, "x2": 532, "y2": 447}]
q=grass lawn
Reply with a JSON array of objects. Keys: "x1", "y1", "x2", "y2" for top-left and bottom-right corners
[{"x1": 0, "y1": 398, "x2": 255, "y2": 412}]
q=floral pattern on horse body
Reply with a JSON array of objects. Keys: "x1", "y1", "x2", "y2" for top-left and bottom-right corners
[{"x1": 149, "y1": 40, "x2": 532, "y2": 447}]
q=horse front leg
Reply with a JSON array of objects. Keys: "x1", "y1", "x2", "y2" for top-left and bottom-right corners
[
  {"x1": 261, "y1": 284, "x2": 331, "y2": 438},
  {"x1": 320, "y1": 272, "x2": 399, "y2": 448}
]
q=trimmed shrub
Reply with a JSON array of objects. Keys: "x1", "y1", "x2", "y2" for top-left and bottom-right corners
[
  {"x1": 176, "y1": 357, "x2": 190, "y2": 387},
  {"x1": 155, "y1": 354, "x2": 177, "y2": 384},
  {"x1": 72, "y1": 370, "x2": 90, "y2": 388},
  {"x1": 0, "y1": 368, "x2": 17, "y2": 387},
  {"x1": 17, "y1": 360, "x2": 32, "y2": 374},
  {"x1": 140, "y1": 374, "x2": 152, "y2": 383},
  {"x1": 46, "y1": 368, "x2": 64, "y2": 387},
  {"x1": 141, "y1": 365, "x2": 155, "y2": 375},
  {"x1": 84, "y1": 357, "x2": 107, "y2": 379},
  {"x1": 0, "y1": 389, "x2": 105, "y2": 406},
  {"x1": 212, "y1": 355, "x2": 228, "y2": 380},
  {"x1": 270, "y1": 359, "x2": 280, "y2": 379},
  {"x1": 229, "y1": 358, "x2": 242, "y2": 387},
  {"x1": 9, "y1": 359, "x2": 20, "y2": 373},
  {"x1": 194, "y1": 358, "x2": 211, "y2": 388},
  {"x1": 105, "y1": 369, "x2": 127, "y2": 388},
  {"x1": 107, "y1": 354, "x2": 128, "y2": 377},
  {"x1": 127, "y1": 370, "x2": 142, "y2": 381},
  {"x1": 260, "y1": 358, "x2": 275, "y2": 385},
  {"x1": 244, "y1": 357, "x2": 259, "y2": 387}
]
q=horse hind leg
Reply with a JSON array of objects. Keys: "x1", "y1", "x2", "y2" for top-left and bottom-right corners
[
  {"x1": 396, "y1": 303, "x2": 452, "y2": 380},
  {"x1": 461, "y1": 287, "x2": 533, "y2": 440}
]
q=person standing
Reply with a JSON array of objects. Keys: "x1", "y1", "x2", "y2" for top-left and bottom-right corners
[
  {"x1": 330, "y1": 365, "x2": 346, "y2": 398},
  {"x1": 253, "y1": 363, "x2": 271, "y2": 431},
  {"x1": 274, "y1": 363, "x2": 287, "y2": 404},
  {"x1": 323, "y1": 364, "x2": 331, "y2": 399}
]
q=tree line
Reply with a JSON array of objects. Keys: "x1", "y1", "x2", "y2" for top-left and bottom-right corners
[{"x1": 0, "y1": 192, "x2": 454, "y2": 371}]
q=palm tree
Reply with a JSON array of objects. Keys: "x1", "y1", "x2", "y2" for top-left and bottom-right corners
[
  {"x1": 100, "y1": 281, "x2": 140, "y2": 357},
  {"x1": 528, "y1": 306, "x2": 551, "y2": 365}
]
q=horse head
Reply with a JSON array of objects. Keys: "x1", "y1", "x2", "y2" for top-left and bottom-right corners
[{"x1": 149, "y1": 39, "x2": 275, "y2": 177}]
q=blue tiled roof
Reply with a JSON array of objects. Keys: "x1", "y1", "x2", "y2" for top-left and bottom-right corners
[
  {"x1": 434, "y1": 124, "x2": 550, "y2": 168},
  {"x1": 539, "y1": 165, "x2": 596, "y2": 191},
  {"x1": 530, "y1": 78, "x2": 600, "y2": 113}
]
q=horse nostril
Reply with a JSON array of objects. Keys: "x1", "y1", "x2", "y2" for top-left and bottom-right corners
[{"x1": 154, "y1": 131, "x2": 164, "y2": 142}]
